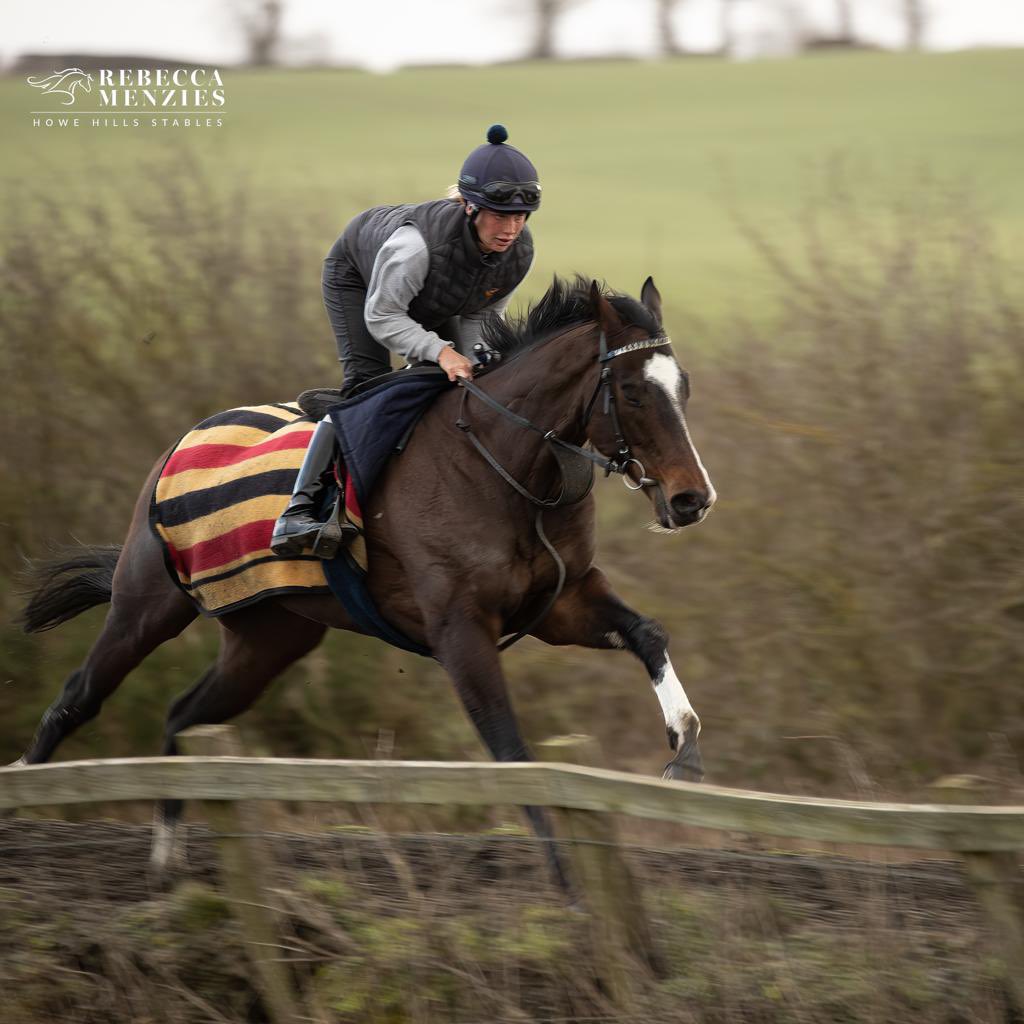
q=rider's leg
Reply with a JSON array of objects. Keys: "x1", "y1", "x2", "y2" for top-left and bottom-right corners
[
  {"x1": 322, "y1": 254, "x2": 393, "y2": 395},
  {"x1": 269, "y1": 416, "x2": 352, "y2": 557},
  {"x1": 271, "y1": 256, "x2": 388, "y2": 558}
]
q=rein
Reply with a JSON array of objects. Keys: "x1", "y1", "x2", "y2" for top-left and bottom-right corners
[{"x1": 456, "y1": 330, "x2": 671, "y2": 650}]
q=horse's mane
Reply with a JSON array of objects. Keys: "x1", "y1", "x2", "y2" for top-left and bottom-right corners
[{"x1": 481, "y1": 274, "x2": 660, "y2": 365}]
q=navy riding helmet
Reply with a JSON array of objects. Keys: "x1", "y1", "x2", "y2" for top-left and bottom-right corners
[{"x1": 458, "y1": 124, "x2": 541, "y2": 214}]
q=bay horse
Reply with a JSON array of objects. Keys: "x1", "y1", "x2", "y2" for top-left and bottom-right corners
[{"x1": 16, "y1": 275, "x2": 715, "y2": 882}]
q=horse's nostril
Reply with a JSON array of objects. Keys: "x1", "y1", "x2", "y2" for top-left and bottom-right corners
[{"x1": 670, "y1": 490, "x2": 706, "y2": 517}]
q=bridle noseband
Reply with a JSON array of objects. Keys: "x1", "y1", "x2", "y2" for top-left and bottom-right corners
[{"x1": 454, "y1": 329, "x2": 671, "y2": 651}]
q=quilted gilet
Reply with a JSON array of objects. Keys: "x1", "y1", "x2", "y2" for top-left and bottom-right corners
[{"x1": 340, "y1": 199, "x2": 533, "y2": 331}]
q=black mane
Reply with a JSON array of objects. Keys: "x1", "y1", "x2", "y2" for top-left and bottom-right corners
[{"x1": 481, "y1": 274, "x2": 660, "y2": 363}]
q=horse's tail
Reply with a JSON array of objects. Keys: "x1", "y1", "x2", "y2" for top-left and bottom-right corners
[{"x1": 18, "y1": 544, "x2": 122, "y2": 633}]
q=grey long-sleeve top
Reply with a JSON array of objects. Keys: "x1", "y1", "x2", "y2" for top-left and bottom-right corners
[{"x1": 364, "y1": 225, "x2": 533, "y2": 364}]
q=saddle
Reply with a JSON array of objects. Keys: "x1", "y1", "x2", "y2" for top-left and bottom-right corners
[
  {"x1": 296, "y1": 388, "x2": 345, "y2": 420},
  {"x1": 297, "y1": 365, "x2": 448, "y2": 420}
]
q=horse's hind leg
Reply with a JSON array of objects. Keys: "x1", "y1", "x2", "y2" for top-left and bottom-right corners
[
  {"x1": 22, "y1": 527, "x2": 197, "y2": 765},
  {"x1": 152, "y1": 602, "x2": 325, "y2": 873},
  {"x1": 530, "y1": 566, "x2": 703, "y2": 782}
]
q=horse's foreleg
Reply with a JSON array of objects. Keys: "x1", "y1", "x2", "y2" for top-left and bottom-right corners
[
  {"x1": 531, "y1": 566, "x2": 703, "y2": 782},
  {"x1": 428, "y1": 607, "x2": 573, "y2": 895}
]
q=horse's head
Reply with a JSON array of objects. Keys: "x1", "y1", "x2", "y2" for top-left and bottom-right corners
[
  {"x1": 586, "y1": 278, "x2": 716, "y2": 530},
  {"x1": 26, "y1": 68, "x2": 93, "y2": 105}
]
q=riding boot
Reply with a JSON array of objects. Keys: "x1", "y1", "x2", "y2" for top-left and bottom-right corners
[{"x1": 270, "y1": 418, "x2": 353, "y2": 558}]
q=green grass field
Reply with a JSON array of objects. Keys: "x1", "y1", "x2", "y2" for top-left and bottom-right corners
[{"x1": 3, "y1": 49, "x2": 1022, "y2": 322}]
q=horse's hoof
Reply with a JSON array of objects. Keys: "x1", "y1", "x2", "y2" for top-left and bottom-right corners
[{"x1": 662, "y1": 748, "x2": 704, "y2": 783}]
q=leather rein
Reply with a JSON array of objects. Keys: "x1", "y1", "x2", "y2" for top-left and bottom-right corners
[{"x1": 455, "y1": 330, "x2": 671, "y2": 649}]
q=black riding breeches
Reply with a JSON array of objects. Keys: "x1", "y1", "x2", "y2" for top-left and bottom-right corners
[{"x1": 322, "y1": 255, "x2": 394, "y2": 395}]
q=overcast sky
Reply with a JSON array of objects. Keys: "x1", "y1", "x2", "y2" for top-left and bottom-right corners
[{"x1": 4, "y1": 0, "x2": 1024, "y2": 70}]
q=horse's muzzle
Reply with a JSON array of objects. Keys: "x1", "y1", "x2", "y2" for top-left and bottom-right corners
[{"x1": 668, "y1": 489, "x2": 713, "y2": 526}]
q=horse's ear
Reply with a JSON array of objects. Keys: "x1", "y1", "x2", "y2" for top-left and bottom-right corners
[
  {"x1": 589, "y1": 280, "x2": 624, "y2": 333},
  {"x1": 641, "y1": 276, "x2": 663, "y2": 328}
]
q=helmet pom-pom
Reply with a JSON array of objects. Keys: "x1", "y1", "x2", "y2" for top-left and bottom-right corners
[{"x1": 486, "y1": 124, "x2": 508, "y2": 145}]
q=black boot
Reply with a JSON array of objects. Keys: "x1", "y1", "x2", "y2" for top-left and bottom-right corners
[{"x1": 271, "y1": 419, "x2": 351, "y2": 558}]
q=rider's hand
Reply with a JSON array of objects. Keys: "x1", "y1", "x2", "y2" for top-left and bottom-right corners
[{"x1": 438, "y1": 346, "x2": 476, "y2": 383}]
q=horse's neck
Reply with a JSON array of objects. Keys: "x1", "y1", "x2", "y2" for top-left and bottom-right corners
[
  {"x1": 486, "y1": 325, "x2": 598, "y2": 439},
  {"x1": 475, "y1": 325, "x2": 599, "y2": 487}
]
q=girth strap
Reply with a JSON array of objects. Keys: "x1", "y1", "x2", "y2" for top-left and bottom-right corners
[{"x1": 497, "y1": 509, "x2": 567, "y2": 652}]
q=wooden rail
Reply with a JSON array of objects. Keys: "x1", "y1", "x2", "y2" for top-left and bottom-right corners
[
  {"x1": 2, "y1": 754, "x2": 1023, "y2": 851},
  {"x1": 3, "y1": 743, "x2": 1022, "y2": 1020}
]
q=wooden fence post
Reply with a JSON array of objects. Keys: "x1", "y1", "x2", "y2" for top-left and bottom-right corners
[
  {"x1": 178, "y1": 725, "x2": 301, "y2": 1024},
  {"x1": 537, "y1": 735, "x2": 661, "y2": 1005},
  {"x1": 960, "y1": 851, "x2": 1024, "y2": 1012},
  {"x1": 932, "y1": 775, "x2": 1024, "y2": 1013}
]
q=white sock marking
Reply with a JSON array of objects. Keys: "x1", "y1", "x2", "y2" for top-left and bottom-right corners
[
  {"x1": 652, "y1": 654, "x2": 700, "y2": 742},
  {"x1": 644, "y1": 351, "x2": 717, "y2": 505},
  {"x1": 151, "y1": 810, "x2": 185, "y2": 871}
]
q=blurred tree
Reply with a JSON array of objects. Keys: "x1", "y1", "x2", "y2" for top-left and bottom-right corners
[
  {"x1": 900, "y1": 0, "x2": 928, "y2": 50},
  {"x1": 655, "y1": 0, "x2": 685, "y2": 57},
  {"x1": 235, "y1": 0, "x2": 284, "y2": 67},
  {"x1": 524, "y1": 0, "x2": 584, "y2": 61},
  {"x1": 719, "y1": 0, "x2": 739, "y2": 57},
  {"x1": 775, "y1": 0, "x2": 812, "y2": 52},
  {"x1": 834, "y1": 0, "x2": 854, "y2": 40}
]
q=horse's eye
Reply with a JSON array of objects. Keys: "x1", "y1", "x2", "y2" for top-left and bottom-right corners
[{"x1": 621, "y1": 384, "x2": 643, "y2": 409}]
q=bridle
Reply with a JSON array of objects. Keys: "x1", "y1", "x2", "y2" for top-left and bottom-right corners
[
  {"x1": 456, "y1": 329, "x2": 672, "y2": 509},
  {"x1": 455, "y1": 328, "x2": 672, "y2": 649},
  {"x1": 585, "y1": 330, "x2": 675, "y2": 491}
]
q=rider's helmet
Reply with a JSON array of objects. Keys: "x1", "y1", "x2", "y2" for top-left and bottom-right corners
[{"x1": 457, "y1": 125, "x2": 541, "y2": 214}]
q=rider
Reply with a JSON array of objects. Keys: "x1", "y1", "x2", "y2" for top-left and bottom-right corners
[{"x1": 270, "y1": 124, "x2": 541, "y2": 558}]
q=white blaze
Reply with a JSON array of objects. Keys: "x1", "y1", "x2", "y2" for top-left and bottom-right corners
[{"x1": 643, "y1": 351, "x2": 717, "y2": 505}]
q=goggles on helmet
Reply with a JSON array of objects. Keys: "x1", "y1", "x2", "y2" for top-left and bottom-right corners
[{"x1": 473, "y1": 180, "x2": 542, "y2": 207}]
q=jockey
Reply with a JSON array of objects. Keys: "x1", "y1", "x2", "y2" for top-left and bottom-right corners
[{"x1": 270, "y1": 124, "x2": 541, "y2": 558}]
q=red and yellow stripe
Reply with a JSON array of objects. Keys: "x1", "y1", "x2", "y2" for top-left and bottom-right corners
[{"x1": 150, "y1": 404, "x2": 331, "y2": 615}]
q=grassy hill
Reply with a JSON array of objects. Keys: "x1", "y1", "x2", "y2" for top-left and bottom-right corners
[{"x1": 3, "y1": 49, "x2": 1022, "y2": 323}]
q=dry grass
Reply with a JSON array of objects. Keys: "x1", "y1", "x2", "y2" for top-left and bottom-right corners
[{"x1": 0, "y1": 818, "x2": 1012, "y2": 1024}]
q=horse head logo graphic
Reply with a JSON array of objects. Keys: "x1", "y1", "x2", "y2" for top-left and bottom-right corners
[{"x1": 26, "y1": 68, "x2": 94, "y2": 106}]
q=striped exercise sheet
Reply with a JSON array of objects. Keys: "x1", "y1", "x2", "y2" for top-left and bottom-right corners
[{"x1": 149, "y1": 403, "x2": 332, "y2": 615}]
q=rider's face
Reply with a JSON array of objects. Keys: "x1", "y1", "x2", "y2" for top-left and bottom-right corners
[{"x1": 472, "y1": 208, "x2": 528, "y2": 254}]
